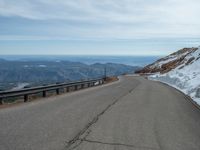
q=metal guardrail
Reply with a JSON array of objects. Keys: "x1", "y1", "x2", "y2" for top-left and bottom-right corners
[{"x1": 0, "y1": 78, "x2": 105, "y2": 105}]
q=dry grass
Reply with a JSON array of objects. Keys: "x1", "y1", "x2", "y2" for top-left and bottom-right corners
[{"x1": 104, "y1": 76, "x2": 119, "y2": 83}]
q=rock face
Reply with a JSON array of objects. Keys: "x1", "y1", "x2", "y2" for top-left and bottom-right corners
[{"x1": 136, "y1": 47, "x2": 198, "y2": 74}]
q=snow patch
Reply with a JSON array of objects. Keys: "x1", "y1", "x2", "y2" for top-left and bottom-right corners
[
  {"x1": 11, "y1": 83, "x2": 30, "y2": 90},
  {"x1": 149, "y1": 46, "x2": 200, "y2": 105},
  {"x1": 38, "y1": 65, "x2": 47, "y2": 67},
  {"x1": 24, "y1": 65, "x2": 29, "y2": 68}
]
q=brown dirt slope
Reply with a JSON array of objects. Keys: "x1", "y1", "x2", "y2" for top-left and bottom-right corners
[{"x1": 136, "y1": 47, "x2": 198, "y2": 74}]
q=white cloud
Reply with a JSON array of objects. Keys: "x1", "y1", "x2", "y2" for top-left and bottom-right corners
[{"x1": 0, "y1": 0, "x2": 200, "y2": 38}]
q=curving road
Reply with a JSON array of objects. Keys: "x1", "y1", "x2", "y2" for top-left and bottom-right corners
[{"x1": 0, "y1": 76, "x2": 200, "y2": 150}]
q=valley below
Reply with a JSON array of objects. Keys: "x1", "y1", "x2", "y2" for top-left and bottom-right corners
[{"x1": 0, "y1": 59, "x2": 141, "y2": 91}]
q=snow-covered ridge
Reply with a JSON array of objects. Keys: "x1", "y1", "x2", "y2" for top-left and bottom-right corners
[
  {"x1": 136, "y1": 47, "x2": 199, "y2": 74},
  {"x1": 136, "y1": 47, "x2": 200, "y2": 105}
]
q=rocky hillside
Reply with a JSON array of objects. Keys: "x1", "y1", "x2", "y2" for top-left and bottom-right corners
[
  {"x1": 137, "y1": 47, "x2": 200, "y2": 105},
  {"x1": 136, "y1": 47, "x2": 199, "y2": 74}
]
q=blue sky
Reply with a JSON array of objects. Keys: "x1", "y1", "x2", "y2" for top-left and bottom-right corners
[{"x1": 0, "y1": 0, "x2": 200, "y2": 55}]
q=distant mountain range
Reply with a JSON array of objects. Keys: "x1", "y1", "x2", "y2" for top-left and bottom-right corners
[
  {"x1": 0, "y1": 55, "x2": 160, "y2": 66},
  {"x1": 0, "y1": 59, "x2": 141, "y2": 91}
]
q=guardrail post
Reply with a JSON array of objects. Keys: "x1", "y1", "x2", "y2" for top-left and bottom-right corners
[
  {"x1": 24, "y1": 94, "x2": 29, "y2": 102},
  {"x1": 66, "y1": 87, "x2": 69, "y2": 92},
  {"x1": 43, "y1": 91, "x2": 47, "y2": 97},
  {"x1": 0, "y1": 98, "x2": 3, "y2": 105},
  {"x1": 81, "y1": 84, "x2": 84, "y2": 89},
  {"x1": 56, "y1": 89, "x2": 60, "y2": 95}
]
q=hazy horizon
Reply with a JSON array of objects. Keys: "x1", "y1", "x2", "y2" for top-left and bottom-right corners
[
  {"x1": 0, "y1": 38, "x2": 200, "y2": 56},
  {"x1": 0, "y1": 55, "x2": 161, "y2": 67}
]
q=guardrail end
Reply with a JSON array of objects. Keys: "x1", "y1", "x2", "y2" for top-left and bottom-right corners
[
  {"x1": 0, "y1": 98, "x2": 3, "y2": 105},
  {"x1": 66, "y1": 87, "x2": 70, "y2": 92},
  {"x1": 24, "y1": 95, "x2": 29, "y2": 102},
  {"x1": 81, "y1": 84, "x2": 84, "y2": 89},
  {"x1": 56, "y1": 89, "x2": 60, "y2": 95},
  {"x1": 43, "y1": 91, "x2": 47, "y2": 97}
]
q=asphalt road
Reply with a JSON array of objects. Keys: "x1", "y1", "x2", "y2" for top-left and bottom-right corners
[{"x1": 1, "y1": 76, "x2": 200, "y2": 150}]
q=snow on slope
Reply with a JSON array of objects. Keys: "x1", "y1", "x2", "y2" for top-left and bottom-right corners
[
  {"x1": 136, "y1": 46, "x2": 200, "y2": 105},
  {"x1": 149, "y1": 47, "x2": 200, "y2": 105}
]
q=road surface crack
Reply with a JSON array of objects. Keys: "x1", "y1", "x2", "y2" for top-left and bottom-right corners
[
  {"x1": 79, "y1": 138, "x2": 160, "y2": 150},
  {"x1": 65, "y1": 85, "x2": 139, "y2": 150}
]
